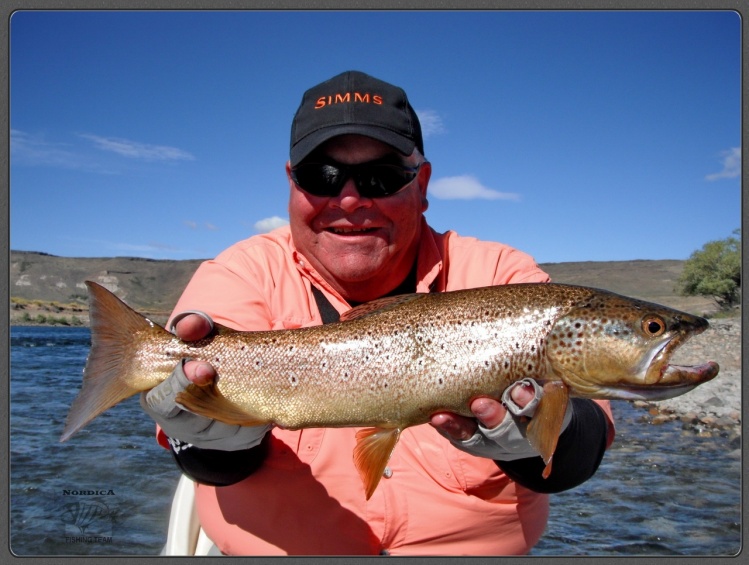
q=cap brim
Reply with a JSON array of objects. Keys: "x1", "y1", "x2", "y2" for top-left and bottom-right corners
[{"x1": 290, "y1": 125, "x2": 416, "y2": 166}]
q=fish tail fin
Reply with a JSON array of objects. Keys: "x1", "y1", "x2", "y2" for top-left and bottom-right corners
[
  {"x1": 60, "y1": 281, "x2": 168, "y2": 442},
  {"x1": 175, "y1": 382, "x2": 269, "y2": 427},
  {"x1": 354, "y1": 427, "x2": 401, "y2": 500},
  {"x1": 525, "y1": 381, "x2": 570, "y2": 478}
]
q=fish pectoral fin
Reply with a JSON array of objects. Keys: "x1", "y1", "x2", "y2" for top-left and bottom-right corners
[
  {"x1": 353, "y1": 427, "x2": 401, "y2": 500},
  {"x1": 525, "y1": 381, "x2": 569, "y2": 479},
  {"x1": 175, "y1": 383, "x2": 268, "y2": 427}
]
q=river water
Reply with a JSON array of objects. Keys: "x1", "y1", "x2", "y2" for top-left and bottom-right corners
[{"x1": 10, "y1": 326, "x2": 741, "y2": 556}]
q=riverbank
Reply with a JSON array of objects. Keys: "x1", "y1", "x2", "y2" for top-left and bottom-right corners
[
  {"x1": 9, "y1": 297, "x2": 170, "y2": 327},
  {"x1": 10, "y1": 297, "x2": 87, "y2": 326},
  {"x1": 632, "y1": 316, "x2": 741, "y2": 437}
]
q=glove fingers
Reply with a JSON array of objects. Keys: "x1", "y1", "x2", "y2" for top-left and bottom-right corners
[
  {"x1": 447, "y1": 379, "x2": 574, "y2": 461},
  {"x1": 143, "y1": 359, "x2": 194, "y2": 418}
]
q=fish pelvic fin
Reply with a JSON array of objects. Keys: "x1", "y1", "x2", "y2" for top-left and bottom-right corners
[
  {"x1": 525, "y1": 381, "x2": 570, "y2": 479},
  {"x1": 60, "y1": 281, "x2": 170, "y2": 442},
  {"x1": 354, "y1": 427, "x2": 401, "y2": 500},
  {"x1": 175, "y1": 383, "x2": 269, "y2": 427}
]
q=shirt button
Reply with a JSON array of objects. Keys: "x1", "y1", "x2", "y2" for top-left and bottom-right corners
[{"x1": 383, "y1": 466, "x2": 393, "y2": 478}]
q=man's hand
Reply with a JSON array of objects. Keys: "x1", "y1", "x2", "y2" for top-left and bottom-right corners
[
  {"x1": 140, "y1": 312, "x2": 271, "y2": 451},
  {"x1": 430, "y1": 381, "x2": 537, "y2": 440},
  {"x1": 173, "y1": 313, "x2": 217, "y2": 385},
  {"x1": 429, "y1": 379, "x2": 572, "y2": 462}
]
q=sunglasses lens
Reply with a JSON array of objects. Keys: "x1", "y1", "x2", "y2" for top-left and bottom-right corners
[
  {"x1": 292, "y1": 162, "x2": 420, "y2": 198},
  {"x1": 291, "y1": 164, "x2": 345, "y2": 197},
  {"x1": 357, "y1": 164, "x2": 418, "y2": 197}
]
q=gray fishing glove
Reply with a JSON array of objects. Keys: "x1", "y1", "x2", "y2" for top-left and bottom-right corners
[
  {"x1": 139, "y1": 311, "x2": 271, "y2": 451},
  {"x1": 444, "y1": 378, "x2": 573, "y2": 461}
]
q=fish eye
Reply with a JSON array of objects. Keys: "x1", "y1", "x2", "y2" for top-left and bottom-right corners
[{"x1": 642, "y1": 316, "x2": 666, "y2": 337}]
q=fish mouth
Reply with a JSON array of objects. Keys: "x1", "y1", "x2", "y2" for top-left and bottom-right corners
[
  {"x1": 610, "y1": 361, "x2": 720, "y2": 401},
  {"x1": 598, "y1": 319, "x2": 720, "y2": 401},
  {"x1": 620, "y1": 319, "x2": 719, "y2": 400},
  {"x1": 641, "y1": 317, "x2": 709, "y2": 384}
]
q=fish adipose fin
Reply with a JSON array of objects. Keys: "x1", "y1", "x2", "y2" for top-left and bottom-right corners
[
  {"x1": 175, "y1": 383, "x2": 269, "y2": 427},
  {"x1": 60, "y1": 281, "x2": 169, "y2": 442},
  {"x1": 354, "y1": 427, "x2": 401, "y2": 500},
  {"x1": 525, "y1": 382, "x2": 570, "y2": 479}
]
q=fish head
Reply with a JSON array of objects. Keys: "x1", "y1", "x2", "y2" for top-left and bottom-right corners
[{"x1": 546, "y1": 290, "x2": 719, "y2": 401}]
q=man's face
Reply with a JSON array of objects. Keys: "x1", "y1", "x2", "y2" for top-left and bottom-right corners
[{"x1": 287, "y1": 135, "x2": 431, "y2": 303}]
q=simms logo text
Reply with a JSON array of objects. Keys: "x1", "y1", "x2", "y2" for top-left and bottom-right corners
[{"x1": 315, "y1": 92, "x2": 383, "y2": 109}]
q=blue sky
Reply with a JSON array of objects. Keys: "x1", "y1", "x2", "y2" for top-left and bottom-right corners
[{"x1": 10, "y1": 10, "x2": 741, "y2": 264}]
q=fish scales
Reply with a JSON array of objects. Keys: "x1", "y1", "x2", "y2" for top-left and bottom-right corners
[
  {"x1": 61, "y1": 281, "x2": 719, "y2": 499},
  {"x1": 159, "y1": 286, "x2": 561, "y2": 429}
]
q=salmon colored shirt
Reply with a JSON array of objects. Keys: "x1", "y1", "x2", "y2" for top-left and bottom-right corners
[{"x1": 159, "y1": 220, "x2": 614, "y2": 556}]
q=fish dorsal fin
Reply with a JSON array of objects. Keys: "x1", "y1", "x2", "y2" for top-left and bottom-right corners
[
  {"x1": 353, "y1": 427, "x2": 401, "y2": 499},
  {"x1": 340, "y1": 294, "x2": 425, "y2": 322},
  {"x1": 525, "y1": 382, "x2": 569, "y2": 479},
  {"x1": 212, "y1": 322, "x2": 239, "y2": 336}
]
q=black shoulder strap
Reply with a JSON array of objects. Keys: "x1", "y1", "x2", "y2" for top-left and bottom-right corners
[{"x1": 310, "y1": 285, "x2": 340, "y2": 324}]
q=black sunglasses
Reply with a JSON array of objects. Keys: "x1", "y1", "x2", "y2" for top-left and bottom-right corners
[{"x1": 290, "y1": 160, "x2": 423, "y2": 199}]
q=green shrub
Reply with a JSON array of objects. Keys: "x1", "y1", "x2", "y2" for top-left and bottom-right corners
[{"x1": 677, "y1": 229, "x2": 741, "y2": 310}]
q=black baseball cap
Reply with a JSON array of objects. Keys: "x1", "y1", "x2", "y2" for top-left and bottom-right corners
[{"x1": 289, "y1": 70, "x2": 424, "y2": 166}]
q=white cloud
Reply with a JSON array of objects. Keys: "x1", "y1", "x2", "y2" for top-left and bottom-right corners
[
  {"x1": 184, "y1": 220, "x2": 219, "y2": 231},
  {"x1": 255, "y1": 216, "x2": 289, "y2": 233},
  {"x1": 416, "y1": 109, "x2": 445, "y2": 138},
  {"x1": 705, "y1": 147, "x2": 741, "y2": 181},
  {"x1": 11, "y1": 129, "x2": 195, "y2": 172},
  {"x1": 428, "y1": 175, "x2": 520, "y2": 201},
  {"x1": 80, "y1": 134, "x2": 195, "y2": 162},
  {"x1": 11, "y1": 129, "x2": 110, "y2": 172}
]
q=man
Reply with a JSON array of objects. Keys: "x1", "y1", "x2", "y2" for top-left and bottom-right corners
[{"x1": 142, "y1": 70, "x2": 614, "y2": 555}]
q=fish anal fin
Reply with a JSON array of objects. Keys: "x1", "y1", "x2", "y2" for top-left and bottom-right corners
[
  {"x1": 353, "y1": 427, "x2": 401, "y2": 500},
  {"x1": 340, "y1": 294, "x2": 425, "y2": 322},
  {"x1": 175, "y1": 383, "x2": 268, "y2": 427},
  {"x1": 525, "y1": 381, "x2": 569, "y2": 479}
]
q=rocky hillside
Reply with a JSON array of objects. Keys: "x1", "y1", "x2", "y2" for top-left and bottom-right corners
[
  {"x1": 10, "y1": 250, "x2": 719, "y2": 326},
  {"x1": 10, "y1": 251, "x2": 203, "y2": 324}
]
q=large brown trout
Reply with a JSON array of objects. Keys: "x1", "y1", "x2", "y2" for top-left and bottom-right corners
[{"x1": 61, "y1": 281, "x2": 719, "y2": 499}]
